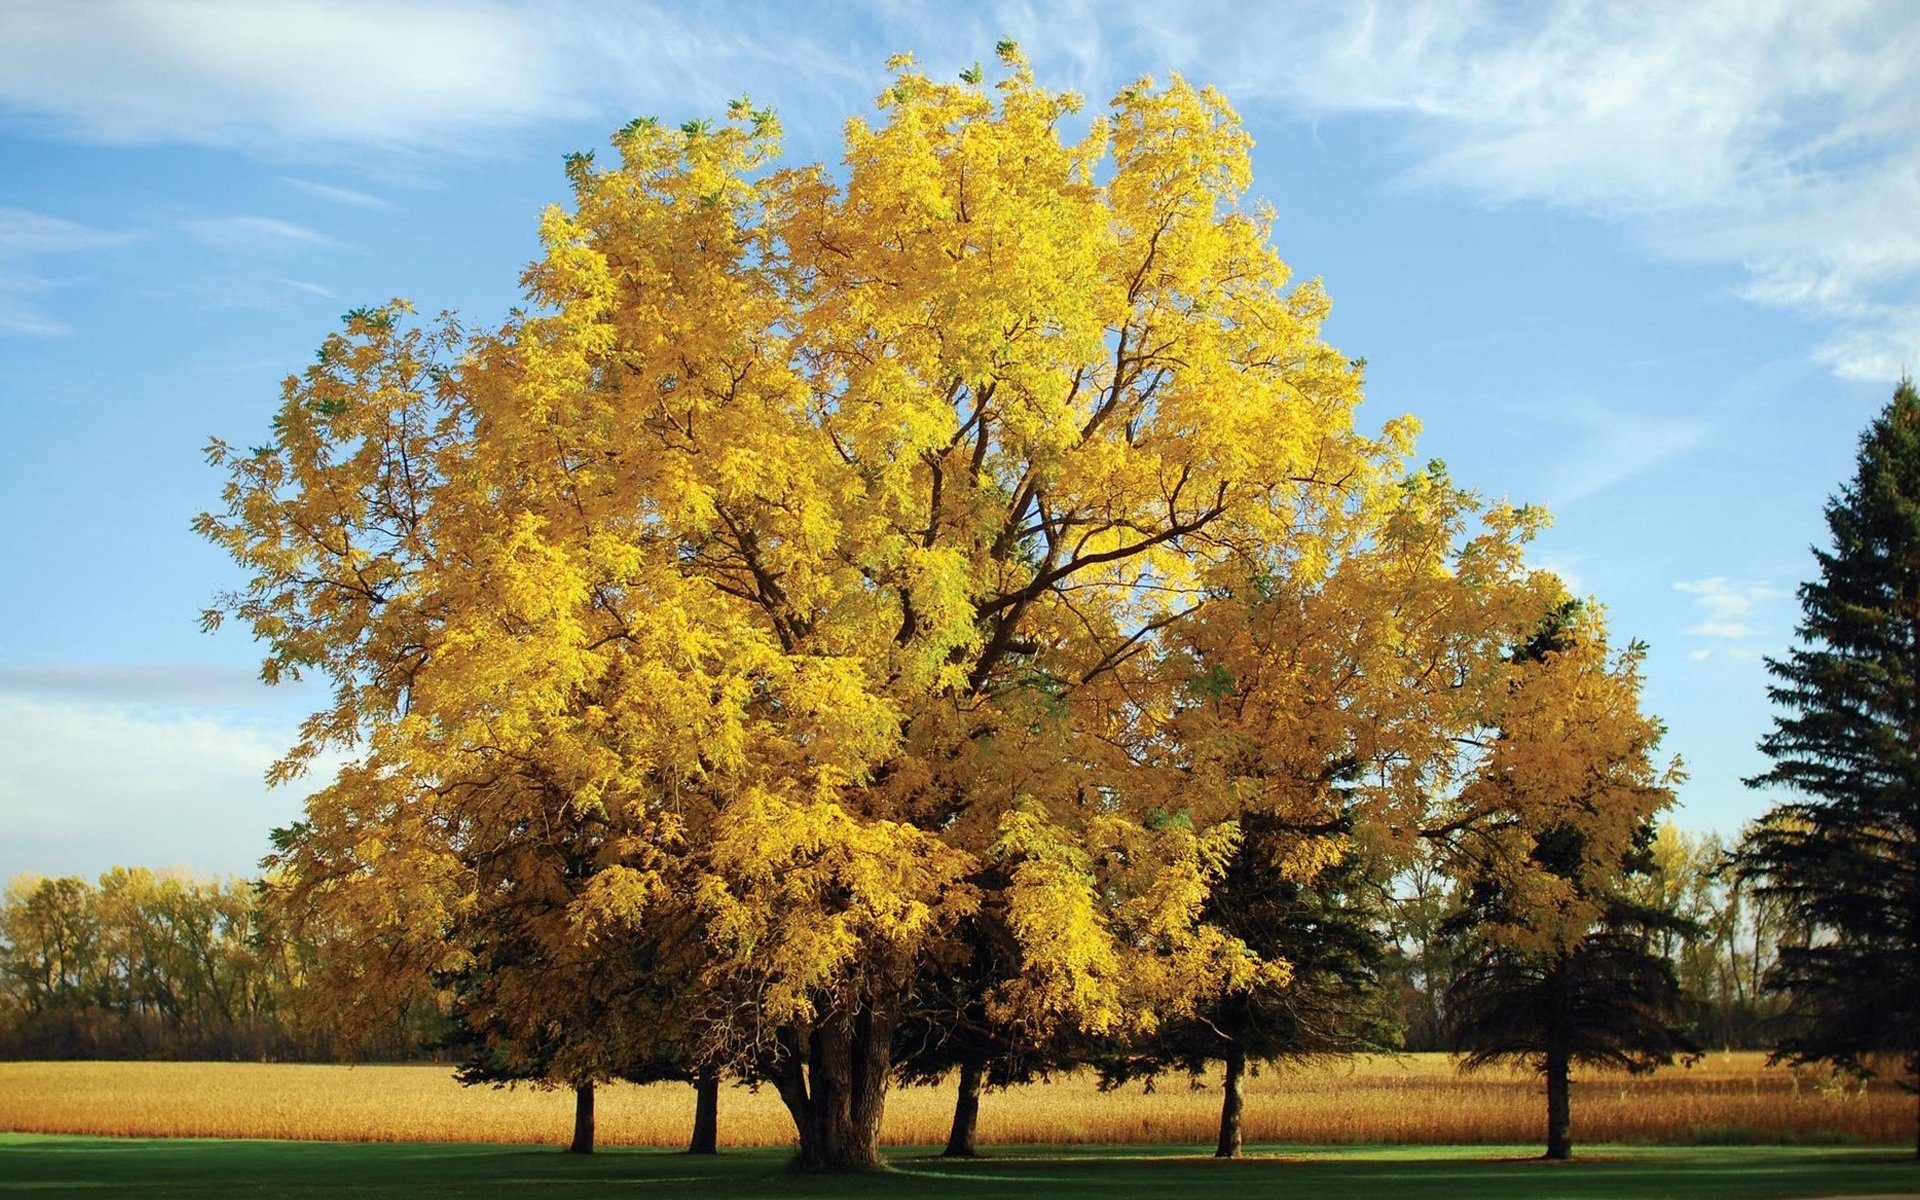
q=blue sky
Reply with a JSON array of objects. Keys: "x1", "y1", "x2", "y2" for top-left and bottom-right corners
[{"x1": 1, "y1": 0, "x2": 1916, "y2": 884}]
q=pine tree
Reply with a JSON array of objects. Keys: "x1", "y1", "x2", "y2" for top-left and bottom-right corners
[
  {"x1": 1098, "y1": 810, "x2": 1398, "y2": 1158},
  {"x1": 1743, "y1": 378, "x2": 1920, "y2": 1156},
  {"x1": 1441, "y1": 605, "x2": 1691, "y2": 1160},
  {"x1": 1447, "y1": 824, "x2": 1696, "y2": 1160},
  {"x1": 890, "y1": 898, "x2": 1085, "y2": 1159}
]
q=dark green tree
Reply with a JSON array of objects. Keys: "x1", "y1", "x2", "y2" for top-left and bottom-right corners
[
  {"x1": 1742, "y1": 378, "x2": 1920, "y2": 1157},
  {"x1": 1442, "y1": 605, "x2": 1692, "y2": 1161},
  {"x1": 1099, "y1": 810, "x2": 1398, "y2": 1158},
  {"x1": 891, "y1": 893, "x2": 1084, "y2": 1159},
  {"x1": 441, "y1": 879, "x2": 719, "y2": 1156},
  {"x1": 1446, "y1": 826, "x2": 1697, "y2": 1160}
]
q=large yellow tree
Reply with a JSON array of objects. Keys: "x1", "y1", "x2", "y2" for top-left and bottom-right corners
[{"x1": 203, "y1": 48, "x2": 1522, "y2": 1168}]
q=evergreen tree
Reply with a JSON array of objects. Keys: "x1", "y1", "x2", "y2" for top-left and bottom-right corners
[
  {"x1": 1742, "y1": 378, "x2": 1920, "y2": 1156},
  {"x1": 1098, "y1": 810, "x2": 1397, "y2": 1158},
  {"x1": 1447, "y1": 824, "x2": 1696, "y2": 1160},
  {"x1": 1442, "y1": 605, "x2": 1691, "y2": 1160},
  {"x1": 891, "y1": 894, "x2": 1085, "y2": 1159}
]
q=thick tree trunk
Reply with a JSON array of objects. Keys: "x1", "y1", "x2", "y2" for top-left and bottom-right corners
[
  {"x1": 1215, "y1": 1045, "x2": 1246, "y2": 1159},
  {"x1": 773, "y1": 1003, "x2": 897, "y2": 1171},
  {"x1": 568, "y1": 1082, "x2": 595, "y2": 1155},
  {"x1": 689, "y1": 1067, "x2": 720, "y2": 1155},
  {"x1": 942, "y1": 1058, "x2": 985, "y2": 1158},
  {"x1": 1543, "y1": 1047, "x2": 1571, "y2": 1161}
]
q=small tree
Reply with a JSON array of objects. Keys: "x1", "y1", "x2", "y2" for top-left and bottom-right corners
[
  {"x1": 1441, "y1": 606, "x2": 1690, "y2": 1160},
  {"x1": 1100, "y1": 813, "x2": 1397, "y2": 1157},
  {"x1": 890, "y1": 896, "x2": 1087, "y2": 1158},
  {"x1": 1743, "y1": 378, "x2": 1920, "y2": 1156},
  {"x1": 1448, "y1": 831, "x2": 1696, "y2": 1160}
]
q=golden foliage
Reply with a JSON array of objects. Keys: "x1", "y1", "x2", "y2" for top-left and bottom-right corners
[{"x1": 195, "y1": 50, "x2": 1670, "y2": 1152}]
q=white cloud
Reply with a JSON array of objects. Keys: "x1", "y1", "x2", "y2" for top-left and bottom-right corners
[
  {"x1": 0, "y1": 1, "x2": 881, "y2": 163},
  {"x1": 0, "y1": 208, "x2": 131, "y2": 258},
  {"x1": 0, "y1": 695, "x2": 321, "y2": 884},
  {"x1": 0, "y1": 283, "x2": 68, "y2": 336},
  {"x1": 183, "y1": 215, "x2": 337, "y2": 254},
  {"x1": 0, "y1": 207, "x2": 135, "y2": 336},
  {"x1": 4, "y1": 1, "x2": 1914, "y2": 376},
  {"x1": 278, "y1": 278, "x2": 338, "y2": 300},
  {"x1": 1199, "y1": 0, "x2": 1920, "y2": 383},
  {"x1": 1675, "y1": 576, "x2": 1785, "y2": 658},
  {"x1": 0, "y1": 662, "x2": 316, "y2": 709},
  {"x1": 279, "y1": 177, "x2": 393, "y2": 210},
  {"x1": 0, "y1": 0, "x2": 585, "y2": 149}
]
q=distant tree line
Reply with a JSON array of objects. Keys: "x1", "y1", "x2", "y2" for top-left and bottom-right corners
[
  {"x1": 0, "y1": 869, "x2": 444, "y2": 1062},
  {"x1": 0, "y1": 825, "x2": 1799, "y2": 1067}
]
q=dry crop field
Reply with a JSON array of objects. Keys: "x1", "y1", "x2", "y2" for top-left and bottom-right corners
[{"x1": 0, "y1": 1053, "x2": 1908, "y2": 1148}]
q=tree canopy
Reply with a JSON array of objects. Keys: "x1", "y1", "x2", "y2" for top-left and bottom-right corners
[{"x1": 197, "y1": 47, "x2": 1663, "y2": 1170}]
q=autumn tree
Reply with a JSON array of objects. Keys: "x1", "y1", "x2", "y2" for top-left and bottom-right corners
[
  {"x1": 1099, "y1": 462, "x2": 1557, "y2": 1156},
  {"x1": 1742, "y1": 378, "x2": 1920, "y2": 1156},
  {"x1": 0, "y1": 877, "x2": 102, "y2": 1026},
  {"x1": 1441, "y1": 606, "x2": 1689, "y2": 1161},
  {"x1": 201, "y1": 47, "x2": 1519, "y2": 1170}
]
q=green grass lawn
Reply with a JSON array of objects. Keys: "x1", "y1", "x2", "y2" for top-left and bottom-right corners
[{"x1": 1, "y1": 1136, "x2": 1914, "y2": 1199}]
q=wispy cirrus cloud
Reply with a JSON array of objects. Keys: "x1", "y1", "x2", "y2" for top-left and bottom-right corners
[
  {"x1": 182, "y1": 215, "x2": 337, "y2": 254},
  {"x1": 277, "y1": 278, "x2": 338, "y2": 300},
  {"x1": 1528, "y1": 398, "x2": 1709, "y2": 507},
  {"x1": 0, "y1": 0, "x2": 586, "y2": 150},
  {"x1": 0, "y1": 207, "x2": 135, "y2": 335},
  {"x1": 4, "y1": 1, "x2": 1915, "y2": 377},
  {"x1": 0, "y1": 0, "x2": 860, "y2": 154},
  {"x1": 278, "y1": 176, "x2": 392, "y2": 210},
  {"x1": 1187, "y1": 0, "x2": 1920, "y2": 383}
]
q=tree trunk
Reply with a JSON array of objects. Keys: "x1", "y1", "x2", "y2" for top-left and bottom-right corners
[
  {"x1": 1544, "y1": 1047, "x2": 1571, "y2": 1161},
  {"x1": 689, "y1": 1067, "x2": 720, "y2": 1155},
  {"x1": 1215, "y1": 1044, "x2": 1246, "y2": 1159},
  {"x1": 773, "y1": 1002, "x2": 897, "y2": 1171},
  {"x1": 942, "y1": 1057, "x2": 985, "y2": 1158},
  {"x1": 568, "y1": 1082, "x2": 595, "y2": 1155}
]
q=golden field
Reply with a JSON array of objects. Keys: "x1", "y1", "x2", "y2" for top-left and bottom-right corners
[{"x1": 0, "y1": 1053, "x2": 1908, "y2": 1148}]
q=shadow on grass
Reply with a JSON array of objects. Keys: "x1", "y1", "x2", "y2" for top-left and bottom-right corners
[{"x1": 0, "y1": 1135, "x2": 1913, "y2": 1199}]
